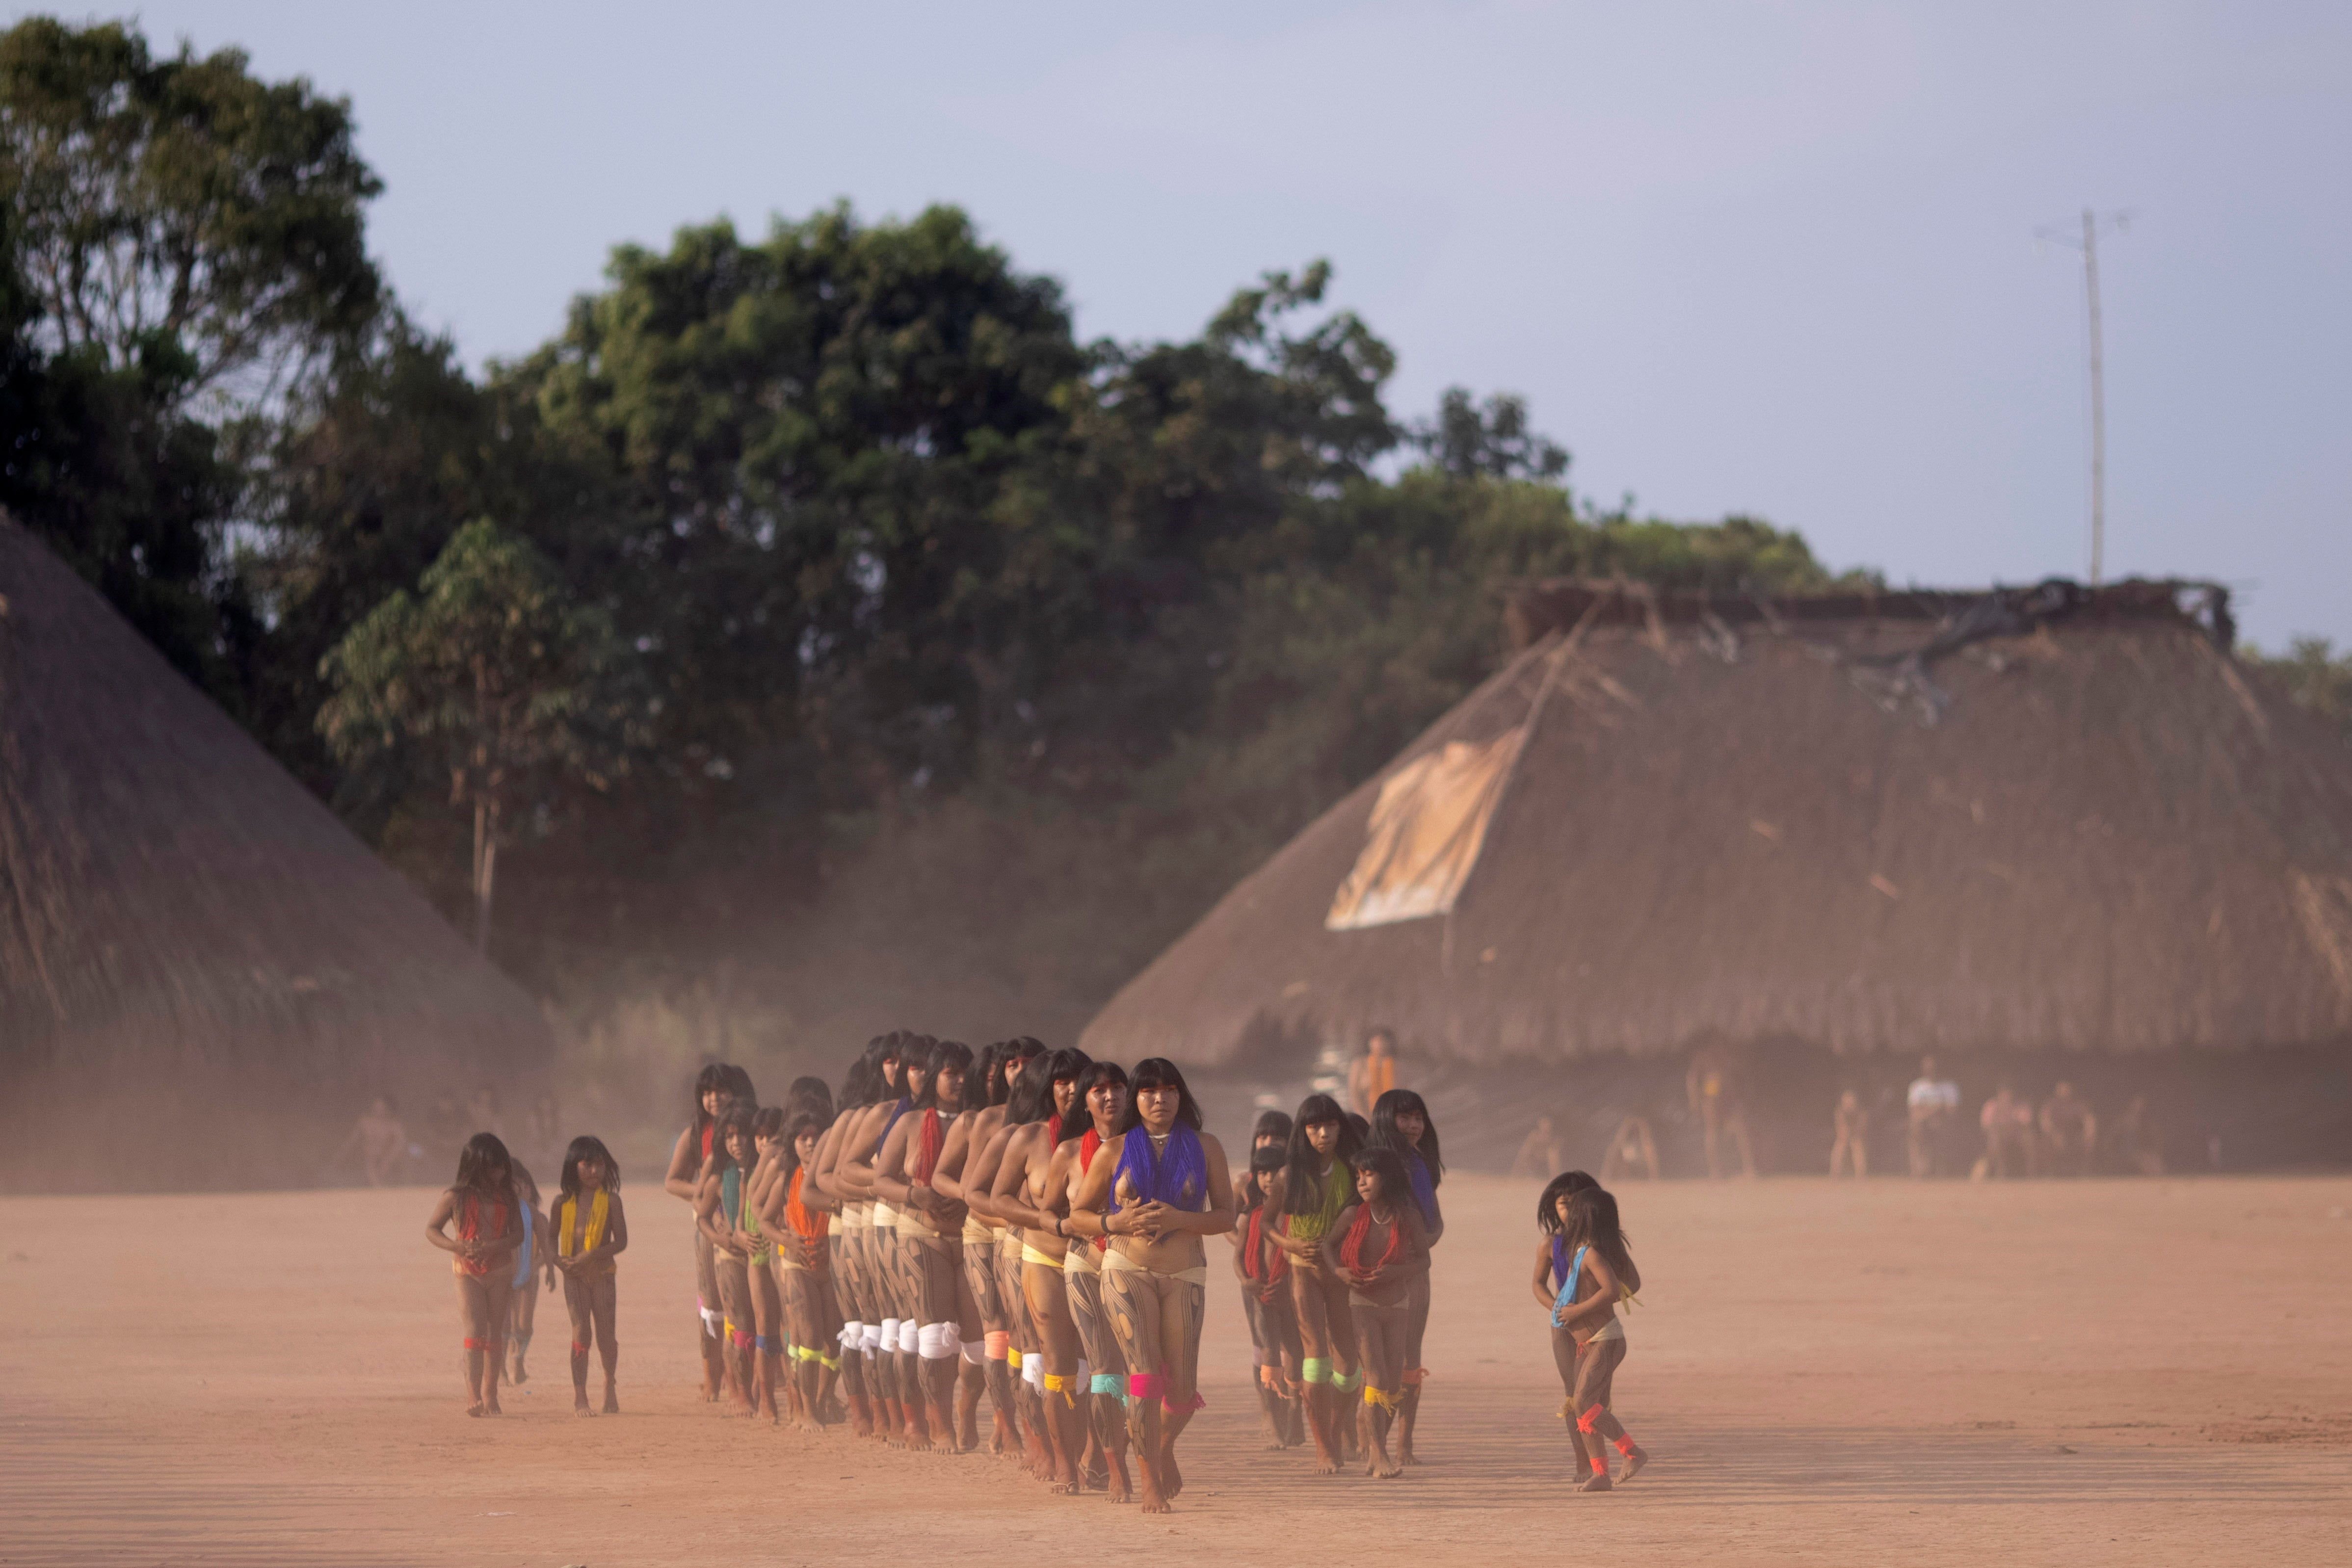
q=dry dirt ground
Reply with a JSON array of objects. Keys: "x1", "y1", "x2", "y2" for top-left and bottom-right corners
[{"x1": 4, "y1": 1174, "x2": 2349, "y2": 1567}]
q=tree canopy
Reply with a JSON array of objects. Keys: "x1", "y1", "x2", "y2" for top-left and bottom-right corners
[
  {"x1": 5, "y1": 14, "x2": 1867, "y2": 1047},
  {"x1": 0, "y1": 16, "x2": 380, "y2": 407}
]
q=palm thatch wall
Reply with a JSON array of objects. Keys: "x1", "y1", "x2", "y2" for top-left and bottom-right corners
[
  {"x1": 0, "y1": 517, "x2": 553, "y2": 1191},
  {"x1": 1083, "y1": 578, "x2": 2352, "y2": 1075}
]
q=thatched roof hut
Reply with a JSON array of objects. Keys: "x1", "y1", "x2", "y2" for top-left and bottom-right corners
[
  {"x1": 1082, "y1": 577, "x2": 2352, "y2": 1076},
  {"x1": 0, "y1": 517, "x2": 554, "y2": 1191}
]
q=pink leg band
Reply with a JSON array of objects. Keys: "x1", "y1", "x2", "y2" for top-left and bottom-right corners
[
  {"x1": 1577, "y1": 1404, "x2": 1605, "y2": 1434},
  {"x1": 463, "y1": 1337, "x2": 487, "y2": 1351},
  {"x1": 1614, "y1": 1435, "x2": 1637, "y2": 1455},
  {"x1": 571, "y1": 1341, "x2": 589, "y2": 1357},
  {"x1": 984, "y1": 1331, "x2": 1011, "y2": 1359},
  {"x1": 1128, "y1": 1373, "x2": 1165, "y2": 1400},
  {"x1": 1161, "y1": 1391, "x2": 1205, "y2": 1415}
]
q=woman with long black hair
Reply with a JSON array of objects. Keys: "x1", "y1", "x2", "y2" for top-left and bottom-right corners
[
  {"x1": 424, "y1": 1132, "x2": 523, "y2": 1417},
  {"x1": 1371, "y1": 1087, "x2": 1444, "y2": 1463},
  {"x1": 1533, "y1": 1176, "x2": 1648, "y2": 1489},
  {"x1": 1049, "y1": 1058, "x2": 1135, "y2": 1500},
  {"x1": 1319, "y1": 1145, "x2": 1429, "y2": 1478},
  {"x1": 549, "y1": 1134, "x2": 628, "y2": 1415},
  {"x1": 696, "y1": 1105, "x2": 766, "y2": 1417},
  {"x1": 1268, "y1": 1092, "x2": 1365, "y2": 1473},
  {"x1": 1068, "y1": 1057, "x2": 1235, "y2": 1514},
  {"x1": 662, "y1": 1064, "x2": 733, "y2": 1400}
]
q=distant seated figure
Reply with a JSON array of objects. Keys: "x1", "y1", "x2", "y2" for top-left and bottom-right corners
[
  {"x1": 1600, "y1": 1115, "x2": 1659, "y2": 1181},
  {"x1": 1976, "y1": 1080, "x2": 2035, "y2": 1179},
  {"x1": 331, "y1": 1095, "x2": 408, "y2": 1186},
  {"x1": 1830, "y1": 1090, "x2": 1870, "y2": 1177},
  {"x1": 2039, "y1": 1082, "x2": 2097, "y2": 1176},
  {"x1": 1685, "y1": 1045, "x2": 1756, "y2": 1179},
  {"x1": 1511, "y1": 1116, "x2": 1562, "y2": 1179},
  {"x1": 1906, "y1": 1056, "x2": 1961, "y2": 1177},
  {"x1": 2111, "y1": 1096, "x2": 2164, "y2": 1176}
]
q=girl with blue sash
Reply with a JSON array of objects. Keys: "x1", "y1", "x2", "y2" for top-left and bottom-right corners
[{"x1": 1531, "y1": 1174, "x2": 1649, "y2": 1490}]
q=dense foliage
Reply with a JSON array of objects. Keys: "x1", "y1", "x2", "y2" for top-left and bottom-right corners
[{"x1": 5, "y1": 17, "x2": 1861, "y2": 1050}]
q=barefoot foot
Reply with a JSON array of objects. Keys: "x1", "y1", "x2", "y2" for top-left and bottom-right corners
[
  {"x1": 1158, "y1": 1443, "x2": 1183, "y2": 1500},
  {"x1": 1618, "y1": 1445, "x2": 1647, "y2": 1482}
]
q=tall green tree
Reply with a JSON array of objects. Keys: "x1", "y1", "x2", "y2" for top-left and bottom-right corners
[
  {"x1": 512, "y1": 203, "x2": 1085, "y2": 797},
  {"x1": 1, "y1": 198, "x2": 239, "y2": 680},
  {"x1": 1414, "y1": 387, "x2": 1569, "y2": 481},
  {"x1": 0, "y1": 15, "x2": 383, "y2": 698},
  {"x1": 0, "y1": 16, "x2": 380, "y2": 409},
  {"x1": 318, "y1": 519, "x2": 630, "y2": 953}
]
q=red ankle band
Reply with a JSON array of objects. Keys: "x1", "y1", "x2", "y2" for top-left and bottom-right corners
[
  {"x1": 463, "y1": 1337, "x2": 486, "y2": 1351},
  {"x1": 1614, "y1": 1435, "x2": 1636, "y2": 1455}
]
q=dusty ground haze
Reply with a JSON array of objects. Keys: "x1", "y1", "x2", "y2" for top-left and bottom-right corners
[{"x1": 4, "y1": 1175, "x2": 2347, "y2": 1566}]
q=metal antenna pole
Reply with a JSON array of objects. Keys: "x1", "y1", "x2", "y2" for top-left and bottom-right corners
[
  {"x1": 2082, "y1": 208, "x2": 2105, "y2": 586},
  {"x1": 2037, "y1": 209, "x2": 2130, "y2": 586}
]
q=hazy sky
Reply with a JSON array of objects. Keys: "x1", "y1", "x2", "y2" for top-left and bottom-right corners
[{"x1": 55, "y1": 2, "x2": 2352, "y2": 645}]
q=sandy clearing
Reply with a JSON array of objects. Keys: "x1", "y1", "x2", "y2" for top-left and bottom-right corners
[{"x1": 3, "y1": 1173, "x2": 2348, "y2": 1567}]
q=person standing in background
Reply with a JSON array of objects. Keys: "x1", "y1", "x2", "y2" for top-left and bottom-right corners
[
  {"x1": 1829, "y1": 1090, "x2": 1870, "y2": 1177},
  {"x1": 1906, "y1": 1056, "x2": 1961, "y2": 1177},
  {"x1": 1684, "y1": 1045, "x2": 1755, "y2": 1179},
  {"x1": 1977, "y1": 1081, "x2": 2035, "y2": 1179},
  {"x1": 1348, "y1": 1029, "x2": 1399, "y2": 1118},
  {"x1": 2040, "y1": 1083, "x2": 2098, "y2": 1176}
]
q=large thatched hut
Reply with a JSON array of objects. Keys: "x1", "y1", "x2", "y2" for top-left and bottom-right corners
[
  {"x1": 0, "y1": 517, "x2": 554, "y2": 1191},
  {"x1": 1082, "y1": 577, "x2": 2352, "y2": 1167}
]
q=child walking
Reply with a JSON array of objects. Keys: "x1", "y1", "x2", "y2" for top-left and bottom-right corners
[
  {"x1": 506, "y1": 1158, "x2": 551, "y2": 1387},
  {"x1": 1532, "y1": 1174, "x2": 1649, "y2": 1490},
  {"x1": 425, "y1": 1133, "x2": 523, "y2": 1416},
  {"x1": 551, "y1": 1135, "x2": 629, "y2": 1415}
]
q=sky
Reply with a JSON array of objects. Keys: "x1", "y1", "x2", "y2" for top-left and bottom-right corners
[{"x1": 46, "y1": 1, "x2": 2352, "y2": 646}]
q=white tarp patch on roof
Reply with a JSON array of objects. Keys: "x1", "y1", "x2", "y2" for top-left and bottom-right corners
[{"x1": 1324, "y1": 726, "x2": 1525, "y2": 931}]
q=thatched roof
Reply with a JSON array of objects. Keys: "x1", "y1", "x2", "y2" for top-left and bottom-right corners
[
  {"x1": 0, "y1": 516, "x2": 553, "y2": 1190},
  {"x1": 1082, "y1": 577, "x2": 2352, "y2": 1068}
]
